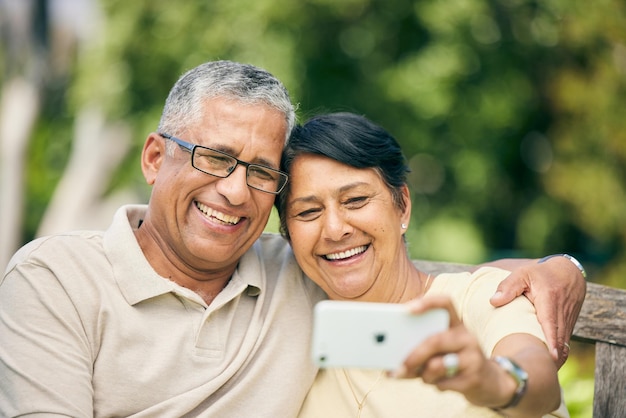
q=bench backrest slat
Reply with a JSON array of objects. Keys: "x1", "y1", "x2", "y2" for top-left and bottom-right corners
[
  {"x1": 572, "y1": 282, "x2": 626, "y2": 345},
  {"x1": 573, "y1": 282, "x2": 626, "y2": 418}
]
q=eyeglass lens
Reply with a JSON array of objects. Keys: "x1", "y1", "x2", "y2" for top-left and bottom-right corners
[{"x1": 192, "y1": 147, "x2": 286, "y2": 193}]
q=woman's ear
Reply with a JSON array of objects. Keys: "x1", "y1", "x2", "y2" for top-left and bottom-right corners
[
  {"x1": 141, "y1": 133, "x2": 166, "y2": 185},
  {"x1": 400, "y1": 184, "x2": 412, "y2": 230}
]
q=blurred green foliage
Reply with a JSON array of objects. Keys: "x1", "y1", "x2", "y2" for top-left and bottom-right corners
[
  {"x1": 65, "y1": 0, "x2": 626, "y2": 284},
  {"x1": 5, "y1": 0, "x2": 624, "y2": 415}
]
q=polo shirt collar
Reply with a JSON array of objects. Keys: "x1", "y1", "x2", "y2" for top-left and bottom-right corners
[{"x1": 104, "y1": 205, "x2": 263, "y2": 306}]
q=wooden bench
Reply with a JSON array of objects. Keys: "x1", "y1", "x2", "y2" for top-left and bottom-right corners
[
  {"x1": 572, "y1": 281, "x2": 626, "y2": 417},
  {"x1": 413, "y1": 260, "x2": 626, "y2": 417}
]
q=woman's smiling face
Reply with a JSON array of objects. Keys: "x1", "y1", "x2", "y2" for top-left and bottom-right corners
[{"x1": 285, "y1": 153, "x2": 411, "y2": 301}]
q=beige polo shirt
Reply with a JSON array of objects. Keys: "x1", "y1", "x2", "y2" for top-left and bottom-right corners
[{"x1": 0, "y1": 205, "x2": 326, "y2": 417}]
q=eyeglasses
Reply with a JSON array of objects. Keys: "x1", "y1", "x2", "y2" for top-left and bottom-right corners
[{"x1": 159, "y1": 133, "x2": 288, "y2": 194}]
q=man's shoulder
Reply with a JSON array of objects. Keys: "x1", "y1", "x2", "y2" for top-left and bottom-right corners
[
  {"x1": 250, "y1": 233, "x2": 325, "y2": 304},
  {"x1": 6, "y1": 231, "x2": 104, "y2": 270},
  {"x1": 247, "y1": 233, "x2": 298, "y2": 275},
  {"x1": 255, "y1": 232, "x2": 291, "y2": 254},
  {"x1": 6, "y1": 204, "x2": 138, "y2": 275}
]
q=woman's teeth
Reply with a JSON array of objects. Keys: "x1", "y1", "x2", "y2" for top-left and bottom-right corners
[{"x1": 324, "y1": 245, "x2": 367, "y2": 260}]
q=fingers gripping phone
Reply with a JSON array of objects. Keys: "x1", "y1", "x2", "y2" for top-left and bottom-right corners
[{"x1": 311, "y1": 300, "x2": 449, "y2": 370}]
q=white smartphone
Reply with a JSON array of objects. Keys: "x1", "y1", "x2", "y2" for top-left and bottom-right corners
[{"x1": 311, "y1": 300, "x2": 449, "y2": 370}]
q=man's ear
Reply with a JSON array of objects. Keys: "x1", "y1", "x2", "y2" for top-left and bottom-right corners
[{"x1": 141, "y1": 133, "x2": 166, "y2": 186}]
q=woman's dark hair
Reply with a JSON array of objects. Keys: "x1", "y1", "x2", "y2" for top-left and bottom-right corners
[{"x1": 276, "y1": 112, "x2": 410, "y2": 240}]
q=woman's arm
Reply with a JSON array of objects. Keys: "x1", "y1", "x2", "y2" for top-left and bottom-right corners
[
  {"x1": 485, "y1": 333, "x2": 561, "y2": 417},
  {"x1": 396, "y1": 295, "x2": 561, "y2": 417}
]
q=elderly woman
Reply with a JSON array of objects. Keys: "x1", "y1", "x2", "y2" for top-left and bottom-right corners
[{"x1": 277, "y1": 112, "x2": 568, "y2": 417}]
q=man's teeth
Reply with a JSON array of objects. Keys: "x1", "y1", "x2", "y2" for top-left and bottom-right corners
[
  {"x1": 325, "y1": 246, "x2": 367, "y2": 260},
  {"x1": 196, "y1": 202, "x2": 240, "y2": 225}
]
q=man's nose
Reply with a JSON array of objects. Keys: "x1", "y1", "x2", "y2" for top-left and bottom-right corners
[{"x1": 215, "y1": 164, "x2": 251, "y2": 205}]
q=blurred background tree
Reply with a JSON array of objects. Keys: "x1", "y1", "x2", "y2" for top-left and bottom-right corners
[{"x1": 3, "y1": 0, "x2": 624, "y2": 416}]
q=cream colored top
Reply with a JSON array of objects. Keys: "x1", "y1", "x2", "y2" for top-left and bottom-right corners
[
  {"x1": 0, "y1": 205, "x2": 326, "y2": 417},
  {"x1": 299, "y1": 267, "x2": 569, "y2": 418}
]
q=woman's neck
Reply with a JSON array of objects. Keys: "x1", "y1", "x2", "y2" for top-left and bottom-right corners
[{"x1": 373, "y1": 257, "x2": 430, "y2": 304}]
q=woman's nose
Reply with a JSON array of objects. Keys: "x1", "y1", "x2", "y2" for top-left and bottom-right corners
[{"x1": 322, "y1": 210, "x2": 353, "y2": 241}]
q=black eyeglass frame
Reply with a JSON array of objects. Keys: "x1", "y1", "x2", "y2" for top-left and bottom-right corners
[{"x1": 159, "y1": 133, "x2": 289, "y2": 195}]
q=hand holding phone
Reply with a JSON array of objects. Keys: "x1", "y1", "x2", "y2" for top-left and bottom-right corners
[{"x1": 311, "y1": 300, "x2": 449, "y2": 370}]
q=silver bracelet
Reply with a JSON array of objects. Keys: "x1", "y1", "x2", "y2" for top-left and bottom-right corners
[
  {"x1": 492, "y1": 356, "x2": 529, "y2": 410},
  {"x1": 538, "y1": 253, "x2": 587, "y2": 279}
]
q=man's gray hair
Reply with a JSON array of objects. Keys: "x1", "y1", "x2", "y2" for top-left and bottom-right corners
[{"x1": 158, "y1": 60, "x2": 295, "y2": 146}]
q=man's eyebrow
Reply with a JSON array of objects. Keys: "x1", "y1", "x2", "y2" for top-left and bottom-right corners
[{"x1": 210, "y1": 144, "x2": 280, "y2": 169}]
